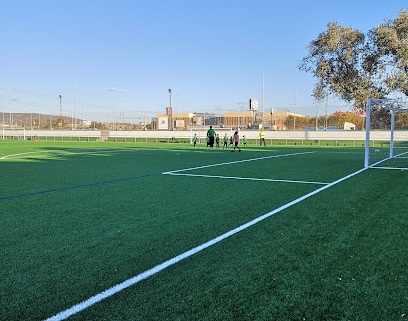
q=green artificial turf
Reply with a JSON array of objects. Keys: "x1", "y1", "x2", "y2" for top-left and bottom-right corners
[{"x1": 0, "y1": 141, "x2": 407, "y2": 321}]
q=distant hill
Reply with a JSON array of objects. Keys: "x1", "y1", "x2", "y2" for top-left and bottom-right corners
[{"x1": 1, "y1": 113, "x2": 82, "y2": 128}]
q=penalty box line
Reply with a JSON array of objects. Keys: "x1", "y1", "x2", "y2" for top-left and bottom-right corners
[
  {"x1": 164, "y1": 172, "x2": 329, "y2": 185},
  {"x1": 43, "y1": 165, "x2": 367, "y2": 321},
  {"x1": 162, "y1": 151, "x2": 316, "y2": 175},
  {"x1": 162, "y1": 151, "x2": 326, "y2": 185}
]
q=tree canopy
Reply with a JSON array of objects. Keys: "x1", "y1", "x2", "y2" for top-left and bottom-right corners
[{"x1": 299, "y1": 9, "x2": 408, "y2": 109}]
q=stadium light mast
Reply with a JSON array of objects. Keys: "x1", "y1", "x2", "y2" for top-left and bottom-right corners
[
  {"x1": 9, "y1": 89, "x2": 12, "y2": 128},
  {"x1": 294, "y1": 91, "x2": 297, "y2": 130},
  {"x1": 59, "y1": 95, "x2": 62, "y2": 129},
  {"x1": 82, "y1": 98, "x2": 84, "y2": 129},
  {"x1": 168, "y1": 89, "x2": 172, "y2": 130},
  {"x1": 73, "y1": 84, "x2": 77, "y2": 130},
  {"x1": 1, "y1": 97, "x2": 4, "y2": 125}
]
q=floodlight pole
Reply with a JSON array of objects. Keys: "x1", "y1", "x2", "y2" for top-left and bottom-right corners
[
  {"x1": 59, "y1": 95, "x2": 62, "y2": 129},
  {"x1": 82, "y1": 98, "x2": 84, "y2": 129},
  {"x1": 73, "y1": 84, "x2": 77, "y2": 130},
  {"x1": 8, "y1": 89, "x2": 12, "y2": 128},
  {"x1": 168, "y1": 89, "x2": 172, "y2": 130},
  {"x1": 2, "y1": 97, "x2": 4, "y2": 125},
  {"x1": 294, "y1": 91, "x2": 297, "y2": 130}
]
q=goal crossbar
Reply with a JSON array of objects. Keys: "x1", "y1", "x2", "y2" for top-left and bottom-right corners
[{"x1": 364, "y1": 98, "x2": 408, "y2": 169}]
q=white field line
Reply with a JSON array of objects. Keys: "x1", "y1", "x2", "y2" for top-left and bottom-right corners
[
  {"x1": 0, "y1": 148, "x2": 149, "y2": 160},
  {"x1": 371, "y1": 166, "x2": 408, "y2": 170},
  {"x1": 392, "y1": 150, "x2": 408, "y2": 159},
  {"x1": 43, "y1": 165, "x2": 367, "y2": 321},
  {"x1": 162, "y1": 151, "x2": 316, "y2": 175},
  {"x1": 368, "y1": 150, "x2": 408, "y2": 170},
  {"x1": 164, "y1": 172, "x2": 329, "y2": 185},
  {"x1": 0, "y1": 150, "x2": 62, "y2": 160}
]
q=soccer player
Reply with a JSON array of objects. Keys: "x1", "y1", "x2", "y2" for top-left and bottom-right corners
[
  {"x1": 223, "y1": 133, "x2": 229, "y2": 149},
  {"x1": 207, "y1": 125, "x2": 216, "y2": 148},
  {"x1": 215, "y1": 134, "x2": 220, "y2": 149},
  {"x1": 228, "y1": 136, "x2": 233, "y2": 147},
  {"x1": 192, "y1": 134, "x2": 198, "y2": 148},
  {"x1": 259, "y1": 129, "x2": 266, "y2": 147},
  {"x1": 232, "y1": 131, "x2": 241, "y2": 152}
]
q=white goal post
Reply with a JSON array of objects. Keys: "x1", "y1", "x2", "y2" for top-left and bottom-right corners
[
  {"x1": 189, "y1": 127, "x2": 233, "y2": 144},
  {"x1": 364, "y1": 98, "x2": 408, "y2": 169},
  {"x1": 1, "y1": 128, "x2": 26, "y2": 140}
]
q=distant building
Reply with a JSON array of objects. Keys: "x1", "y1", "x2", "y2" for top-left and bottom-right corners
[
  {"x1": 153, "y1": 110, "x2": 302, "y2": 130},
  {"x1": 344, "y1": 122, "x2": 356, "y2": 130}
]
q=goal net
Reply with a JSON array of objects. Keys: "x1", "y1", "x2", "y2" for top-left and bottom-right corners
[
  {"x1": 364, "y1": 98, "x2": 408, "y2": 170},
  {"x1": 189, "y1": 127, "x2": 233, "y2": 144}
]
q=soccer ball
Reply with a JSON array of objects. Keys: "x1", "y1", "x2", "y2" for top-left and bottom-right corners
[{"x1": 375, "y1": 149, "x2": 380, "y2": 153}]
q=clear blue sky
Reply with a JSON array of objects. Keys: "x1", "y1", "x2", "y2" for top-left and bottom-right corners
[{"x1": 0, "y1": 0, "x2": 407, "y2": 122}]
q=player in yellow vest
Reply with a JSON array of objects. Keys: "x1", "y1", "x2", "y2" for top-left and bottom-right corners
[{"x1": 259, "y1": 129, "x2": 266, "y2": 147}]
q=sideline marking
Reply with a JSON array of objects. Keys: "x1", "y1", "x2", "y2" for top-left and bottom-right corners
[
  {"x1": 43, "y1": 166, "x2": 367, "y2": 321},
  {"x1": 164, "y1": 172, "x2": 329, "y2": 185},
  {"x1": 0, "y1": 147, "x2": 148, "y2": 160}
]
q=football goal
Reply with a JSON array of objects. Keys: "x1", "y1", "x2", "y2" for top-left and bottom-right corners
[
  {"x1": 189, "y1": 127, "x2": 233, "y2": 144},
  {"x1": 364, "y1": 98, "x2": 408, "y2": 170},
  {"x1": 1, "y1": 127, "x2": 26, "y2": 140}
]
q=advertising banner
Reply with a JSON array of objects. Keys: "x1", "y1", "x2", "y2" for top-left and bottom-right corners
[
  {"x1": 158, "y1": 117, "x2": 169, "y2": 130},
  {"x1": 176, "y1": 119, "x2": 185, "y2": 129}
]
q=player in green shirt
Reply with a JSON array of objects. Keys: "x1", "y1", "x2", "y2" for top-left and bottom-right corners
[
  {"x1": 215, "y1": 134, "x2": 220, "y2": 149},
  {"x1": 207, "y1": 126, "x2": 216, "y2": 148},
  {"x1": 192, "y1": 134, "x2": 198, "y2": 148},
  {"x1": 206, "y1": 136, "x2": 210, "y2": 149},
  {"x1": 223, "y1": 133, "x2": 229, "y2": 149}
]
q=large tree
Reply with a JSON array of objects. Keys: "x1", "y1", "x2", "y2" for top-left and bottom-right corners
[{"x1": 299, "y1": 10, "x2": 408, "y2": 109}]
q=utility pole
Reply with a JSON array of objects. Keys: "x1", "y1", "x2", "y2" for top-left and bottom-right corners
[
  {"x1": 59, "y1": 95, "x2": 62, "y2": 129},
  {"x1": 73, "y1": 84, "x2": 77, "y2": 130},
  {"x1": 169, "y1": 89, "x2": 172, "y2": 130},
  {"x1": 9, "y1": 89, "x2": 12, "y2": 128},
  {"x1": 82, "y1": 98, "x2": 84, "y2": 129},
  {"x1": 294, "y1": 91, "x2": 297, "y2": 130}
]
